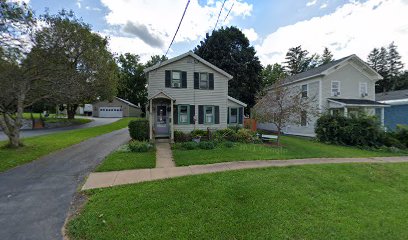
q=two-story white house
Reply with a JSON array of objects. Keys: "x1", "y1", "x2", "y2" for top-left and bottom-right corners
[
  {"x1": 144, "y1": 51, "x2": 247, "y2": 141},
  {"x1": 258, "y1": 54, "x2": 389, "y2": 137}
]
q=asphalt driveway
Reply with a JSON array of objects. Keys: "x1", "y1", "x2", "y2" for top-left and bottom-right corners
[
  {"x1": 0, "y1": 117, "x2": 119, "y2": 141},
  {"x1": 0, "y1": 128, "x2": 130, "y2": 240}
]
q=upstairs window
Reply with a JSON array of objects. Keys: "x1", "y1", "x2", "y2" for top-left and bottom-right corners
[
  {"x1": 331, "y1": 81, "x2": 340, "y2": 96},
  {"x1": 360, "y1": 83, "x2": 368, "y2": 97},
  {"x1": 172, "y1": 71, "x2": 181, "y2": 88},
  {"x1": 301, "y1": 84, "x2": 308, "y2": 98},
  {"x1": 199, "y1": 73, "x2": 209, "y2": 89}
]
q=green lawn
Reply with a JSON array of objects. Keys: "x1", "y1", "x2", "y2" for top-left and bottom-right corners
[
  {"x1": 22, "y1": 112, "x2": 91, "y2": 125},
  {"x1": 0, "y1": 118, "x2": 135, "y2": 172},
  {"x1": 96, "y1": 146, "x2": 156, "y2": 172},
  {"x1": 173, "y1": 136, "x2": 407, "y2": 166},
  {"x1": 68, "y1": 163, "x2": 408, "y2": 239}
]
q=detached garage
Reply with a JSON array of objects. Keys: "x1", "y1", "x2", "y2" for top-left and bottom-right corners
[{"x1": 93, "y1": 97, "x2": 142, "y2": 118}]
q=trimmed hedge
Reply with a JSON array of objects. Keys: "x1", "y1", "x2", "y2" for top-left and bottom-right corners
[
  {"x1": 128, "y1": 140, "x2": 154, "y2": 152},
  {"x1": 128, "y1": 119, "x2": 149, "y2": 141}
]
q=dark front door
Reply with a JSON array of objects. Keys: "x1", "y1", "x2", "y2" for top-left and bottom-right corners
[{"x1": 156, "y1": 105, "x2": 169, "y2": 137}]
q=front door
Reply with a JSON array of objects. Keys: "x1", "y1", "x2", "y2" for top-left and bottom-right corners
[{"x1": 156, "y1": 105, "x2": 169, "y2": 137}]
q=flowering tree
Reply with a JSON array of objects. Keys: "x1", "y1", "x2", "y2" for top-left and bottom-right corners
[{"x1": 253, "y1": 78, "x2": 319, "y2": 144}]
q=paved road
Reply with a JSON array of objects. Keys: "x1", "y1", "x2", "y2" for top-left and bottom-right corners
[
  {"x1": 0, "y1": 128, "x2": 130, "y2": 240},
  {"x1": 0, "y1": 117, "x2": 119, "y2": 141}
]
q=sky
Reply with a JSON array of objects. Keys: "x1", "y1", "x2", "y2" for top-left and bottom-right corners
[{"x1": 25, "y1": 0, "x2": 408, "y2": 67}]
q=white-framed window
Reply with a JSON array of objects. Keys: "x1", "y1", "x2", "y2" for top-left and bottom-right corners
[
  {"x1": 300, "y1": 111, "x2": 307, "y2": 126},
  {"x1": 171, "y1": 71, "x2": 181, "y2": 88},
  {"x1": 331, "y1": 81, "x2": 340, "y2": 96},
  {"x1": 199, "y1": 72, "x2": 209, "y2": 89},
  {"x1": 204, "y1": 106, "x2": 214, "y2": 124},
  {"x1": 359, "y1": 82, "x2": 368, "y2": 96},
  {"x1": 178, "y1": 105, "x2": 189, "y2": 124},
  {"x1": 230, "y1": 108, "x2": 238, "y2": 123},
  {"x1": 301, "y1": 84, "x2": 308, "y2": 98}
]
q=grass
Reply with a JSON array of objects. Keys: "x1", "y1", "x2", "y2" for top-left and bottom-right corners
[
  {"x1": 67, "y1": 163, "x2": 408, "y2": 239},
  {"x1": 22, "y1": 112, "x2": 91, "y2": 125},
  {"x1": 173, "y1": 136, "x2": 407, "y2": 166},
  {"x1": 96, "y1": 146, "x2": 156, "y2": 172},
  {"x1": 0, "y1": 118, "x2": 136, "y2": 172}
]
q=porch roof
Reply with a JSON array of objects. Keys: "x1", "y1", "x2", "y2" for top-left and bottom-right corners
[
  {"x1": 148, "y1": 91, "x2": 175, "y2": 101},
  {"x1": 328, "y1": 98, "x2": 389, "y2": 108}
]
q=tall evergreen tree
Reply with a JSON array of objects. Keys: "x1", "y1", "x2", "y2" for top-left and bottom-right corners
[
  {"x1": 194, "y1": 26, "x2": 262, "y2": 108},
  {"x1": 367, "y1": 48, "x2": 380, "y2": 71},
  {"x1": 284, "y1": 46, "x2": 311, "y2": 75},
  {"x1": 387, "y1": 42, "x2": 404, "y2": 90},
  {"x1": 319, "y1": 47, "x2": 333, "y2": 65}
]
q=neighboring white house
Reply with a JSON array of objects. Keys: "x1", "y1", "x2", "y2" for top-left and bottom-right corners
[
  {"x1": 144, "y1": 51, "x2": 247, "y2": 141},
  {"x1": 258, "y1": 54, "x2": 389, "y2": 137}
]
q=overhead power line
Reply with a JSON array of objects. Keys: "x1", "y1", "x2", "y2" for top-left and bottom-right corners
[
  {"x1": 223, "y1": 2, "x2": 234, "y2": 23},
  {"x1": 212, "y1": 0, "x2": 227, "y2": 33},
  {"x1": 164, "y1": 0, "x2": 191, "y2": 58}
]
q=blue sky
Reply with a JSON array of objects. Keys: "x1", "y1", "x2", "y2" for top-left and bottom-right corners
[{"x1": 28, "y1": 0, "x2": 408, "y2": 65}]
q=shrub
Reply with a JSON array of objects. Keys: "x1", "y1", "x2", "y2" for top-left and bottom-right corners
[
  {"x1": 191, "y1": 129, "x2": 207, "y2": 138},
  {"x1": 174, "y1": 130, "x2": 191, "y2": 142},
  {"x1": 236, "y1": 128, "x2": 256, "y2": 143},
  {"x1": 223, "y1": 141, "x2": 235, "y2": 148},
  {"x1": 198, "y1": 141, "x2": 215, "y2": 150},
  {"x1": 128, "y1": 119, "x2": 149, "y2": 141},
  {"x1": 394, "y1": 125, "x2": 408, "y2": 148},
  {"x1": 181, "y1": 141, "x2": 198, "y2": 150},
  {"x1": 315, "y1": 114, "x2": 394, "y2": 147},
  {"x1": 213, "y1": 128, "x2": 238, "y2": 142},
  {"x1": 128, "y1": 140, "x2": 154, "y2": 152},
  {"x1": 382, "y1": 133, "x2": 405, "y2": 149},
  {"x1": 228, "y1": 125, "x2": 242, "y2": 132}
]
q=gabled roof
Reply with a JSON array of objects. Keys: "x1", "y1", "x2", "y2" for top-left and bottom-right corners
[
  {"x1": 280, "y1": 54, "x2": 383, "y2": 85},
  {"x1": 143, "y1": 51, "x2": 233, "y2": 80},
  {"x1": 228, "y1": 96, "x2": 247, "y2": 107},
  {"x1": 376, "y1": 89, "x2": 408, "y2": 101},
  {"x1": 328, "y1": 98, "x2": 388, "y2": 107},
  {"x1": 148, "y1": 90, "x2": 175, "y2": 100},
  {"x1": 115, "y1": 97, "x2": 140, "y2": 108}
]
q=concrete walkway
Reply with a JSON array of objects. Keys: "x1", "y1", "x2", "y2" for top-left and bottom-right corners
[
  {"x1": 82, "y1": 156, "x2": 408, "y2": 190},
  {"x1": 155, "y1": 141, "x2": 176, "y2": 168}
]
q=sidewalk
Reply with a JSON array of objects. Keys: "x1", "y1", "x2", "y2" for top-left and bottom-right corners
[{"x1": 82, "y1": 156, "x2": 408, "y2": 190}]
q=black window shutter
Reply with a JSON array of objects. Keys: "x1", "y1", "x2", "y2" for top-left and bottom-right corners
[
  {"x1": 215, "y1": 106, "x2": 220, "y2": 124},
  {"x1": 194, "y1": 72, "x2": 199, "y2": 89},
  {"x1": 165, "y1": 70, "x2": 171, "y2": 88},
  {"x1": 198, "y1": 105, "x2": 204, "y2": 124},
  {"x1": 238, "y1": 107, "x2": 243, "y2": 124},
  {"x1": 227, "y1": 107, "x2": 230, "y2": 124},
  {"x1": 181, "y1": 71, "x2": 187, "y2": 88},
  {"x1": 173, "y1": 105, "x2": 178, "y2": 125},
  {"x1": 190, "y1": 105, "x2": 195, "y2": 124},
  {"x1": 209, "y1": 73, "x2": 214, "y2": 90}
]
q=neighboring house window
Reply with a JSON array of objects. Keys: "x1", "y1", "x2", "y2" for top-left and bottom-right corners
[
  {"x1": 300, "y1": 111, "x2": 307, "y2": 126},
  {"x1": 204, "y1": 106, "x2": 214, "y2": 124},
  {"x1": 360, "y1": 82, "x2": 368, "y2": 96},
  {"x1": 301, "y1": 84, "x2": 308, "y2": 98},
  {"x1": 230, "y1": 108, "x2": 238, "y2": 123},
  {"x1": 172, "y1": 71, "x2": 181, "y2": 88},
  {"x1": 178, "y1": 105, "x2": 189, "y2": 124},
  {"x1": 199, "y1": 73, "x2": 209, "y2": 89},
  {"x1": 331, "y1": 81, "x2": 340, "y2": 96}
]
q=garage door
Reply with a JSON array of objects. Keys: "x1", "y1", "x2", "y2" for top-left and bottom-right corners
[{"x1": 99, "y1": 107, "x2": 123, "y2": 118}]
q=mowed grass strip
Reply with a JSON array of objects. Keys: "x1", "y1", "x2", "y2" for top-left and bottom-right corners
[
  {"x1": 96, "y1": 148, "x2": 156, "y2": 172},
  {"x1": 68, "y1": 163, "x2": 408, "y2": 239},
  {"x1": 174, "y1": 136, "x2": 406, "y2": 166},
  {"x1": 0, "y1": 118, "x2": 135, "y2": 172}
]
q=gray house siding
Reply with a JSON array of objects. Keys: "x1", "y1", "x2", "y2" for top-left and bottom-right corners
[{"x1": 147, "y1": 55, "x2": 230, "y2": 133}]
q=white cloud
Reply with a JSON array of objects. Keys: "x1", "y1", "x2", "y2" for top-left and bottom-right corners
[
  {"x1": 242, "y1": 28, "x2": 258, "y2": 42},
  {"x1": 320, "y1": 2, "x2": 328, "y2": 9},
  {"x1": 85, "y1": 6, "x2": 102, "y2": 11},
  {"x1": 100, "y1": 0, "x2": 252, "y2": 59},
  {"x1": 306, "y1": 0, "x2": 317, "y2": 7},
  {"x1": 256, "y1": 0, "x2": 408, "y2": 66},
  {"x1": 106, "y1": 36, "x2": 163, "y2": 62},
  {"x1": 76, "y1": 0, "x2": 82, "y2": 8}
]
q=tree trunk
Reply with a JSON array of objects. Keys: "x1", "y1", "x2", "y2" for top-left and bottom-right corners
[
  {"x1": 66, "y1": 104, "x2": 78, "y2": 119},
  {"x1": 0, "y1": 108, "x2": 24, "y2": 148}
]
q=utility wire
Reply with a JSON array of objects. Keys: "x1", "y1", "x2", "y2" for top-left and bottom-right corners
[
  {"x1": 201, "y1": 0, "x2": 226, "y2": 56},
  {"x1": 223, "y1": 1, "x2": 234, "y2": 23},
  {"x1": 164, "y1": 0, "x2": 191, "y2": 59}
]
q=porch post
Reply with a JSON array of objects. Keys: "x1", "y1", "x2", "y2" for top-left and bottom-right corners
[
  {"x1": 170, "y1": 99, "x2": 174, "y2": 142},
  {"x1": 380, "y1": 107, "x2": 385, "y2": 126},
  {"x1": 344, "y1": 107, "x2": 348, "y2": 117},
  {"x1": 149, "y1": 99, "x2": 153, "y2": 141}
]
